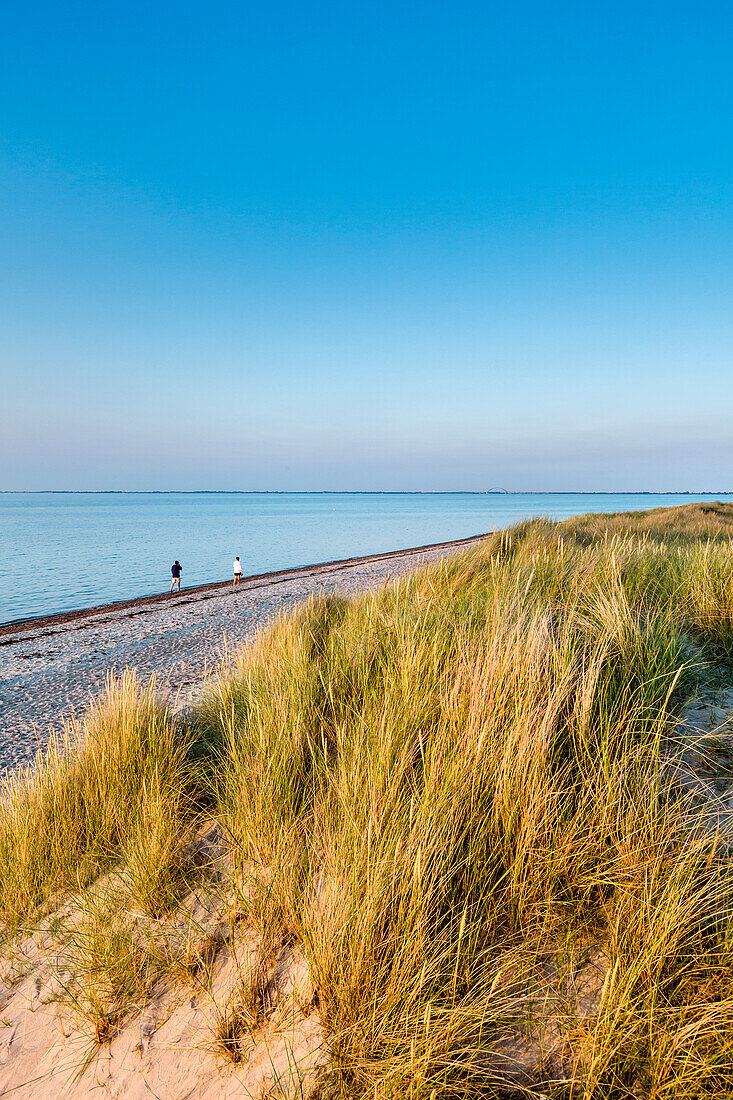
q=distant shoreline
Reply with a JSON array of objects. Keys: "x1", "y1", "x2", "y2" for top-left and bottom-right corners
[
  {"x1": 0, "y1": 535, "x2": 483, "y2": 774},
  {"x1": 3, "y1": 493, "x2": 732, "y2": 633},
  {"x1": 2, "y1": 490, "x2": 730, "y2": 496},
  {"x1": 0, "y1": 531, "x2": 490, "y2": 641}
]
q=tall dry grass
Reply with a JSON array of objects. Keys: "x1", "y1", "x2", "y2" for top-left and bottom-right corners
[
  {"x1": 202, "y1": 518, "x2": 733, "y2": 1096},
  {"x1": 0, "y1": 671, "x2": 196, "y2": 928},
  {"x1": 4, "y1": 504, "x2": 733, "y2": 1095}
]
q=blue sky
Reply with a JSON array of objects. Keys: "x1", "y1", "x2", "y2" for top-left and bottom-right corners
[{"x1": 1, "y1": 0, "x2": 731, "y2": 490}]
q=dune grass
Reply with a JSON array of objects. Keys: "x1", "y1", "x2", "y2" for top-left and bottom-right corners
[
  {"x1": 3, "y1": 503, "x2": 733, "y2": 1096},
  {"x1": 0, "y1": 671, "x2": 199, "y2": 929}
]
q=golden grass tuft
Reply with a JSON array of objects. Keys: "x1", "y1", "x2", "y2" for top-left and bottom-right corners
[{"x1": 0, "y1": 670, "x2": 195, "y2": 929}]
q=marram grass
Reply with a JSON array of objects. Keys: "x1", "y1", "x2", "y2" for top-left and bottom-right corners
[
  {"x1": 4, "y1": 504, "x2": 733, "y2": 1097},
  {"x1": 0, "y1": 671, "x2": 196, "y2": 927}
]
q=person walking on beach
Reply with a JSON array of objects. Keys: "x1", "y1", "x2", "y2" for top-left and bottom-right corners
[
  {"x1": 170, "y1": 560, "x2": 182, "y2": 593},
  {"x1": 233, "y1": 556, "x2": 243, "y2": 587}
]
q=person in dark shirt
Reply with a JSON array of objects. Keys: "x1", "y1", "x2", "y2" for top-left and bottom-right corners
[{"x1": 170, "y1": 560, "x2": 182, "y2": 593}]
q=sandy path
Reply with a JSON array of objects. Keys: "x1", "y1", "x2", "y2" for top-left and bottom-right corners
[{"x1": 0, "y1": 535, "x2": 487, "y2": 774}]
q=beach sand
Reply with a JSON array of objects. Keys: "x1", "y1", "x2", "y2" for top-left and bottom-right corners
[{"x1": 0, "y1": 535, "x2": 487, "y2": 774}]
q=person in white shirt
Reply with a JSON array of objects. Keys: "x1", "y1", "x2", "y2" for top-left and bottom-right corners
[{"x1": 233, "y1": 556, "x2": 243, "y2": 587}]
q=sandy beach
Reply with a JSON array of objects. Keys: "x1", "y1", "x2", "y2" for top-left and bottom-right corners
[{"x1": 0, "y1": 534, "x2": 487, "y2": 774}]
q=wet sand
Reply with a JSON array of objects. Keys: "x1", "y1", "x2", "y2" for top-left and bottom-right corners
[{"x1": 0, "y1": 534, "x2": 487, "y2": 773}]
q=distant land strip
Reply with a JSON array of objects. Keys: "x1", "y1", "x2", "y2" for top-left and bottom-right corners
[
  {"x1": 0, "y1": 531, "x2": 491, "y2": 644},
  {"x1": 2, "y1": 489, "x2": 726, "y2": 494}
]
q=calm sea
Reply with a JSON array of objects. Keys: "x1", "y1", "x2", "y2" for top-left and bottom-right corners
[{"x1": 1, "y1": 492, "x2": 731, "y2": 626}]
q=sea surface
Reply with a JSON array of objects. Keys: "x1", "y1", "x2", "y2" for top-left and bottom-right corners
[{"x1": 1, "y1": 492, "x2": 731, "y2": 626}]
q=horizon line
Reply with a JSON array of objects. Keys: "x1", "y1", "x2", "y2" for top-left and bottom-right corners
[{"x1": 1, "y1": 490, "x2": 731, "y2": 497}]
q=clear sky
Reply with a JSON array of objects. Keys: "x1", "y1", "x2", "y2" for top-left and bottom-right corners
[{"x1": 1, "y1": 0, "x2": 731, "y2": 491}]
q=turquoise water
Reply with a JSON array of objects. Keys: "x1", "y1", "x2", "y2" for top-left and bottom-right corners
[{"x1": 1, "y1": 492, "x2": 731, "y2": 626}]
